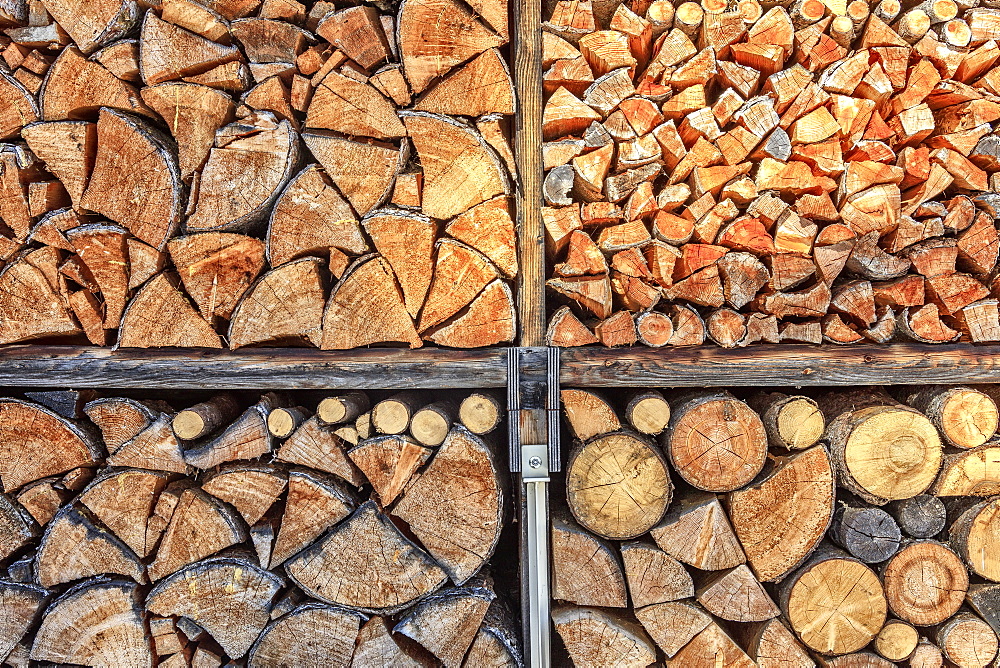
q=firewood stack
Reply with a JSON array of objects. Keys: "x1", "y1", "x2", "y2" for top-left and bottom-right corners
[
  {"x1": 0, "y1": 388, "x2": 520, "y2": 667},
  {"x1": 555, "y1": 385, "x2": 1000, "y2": 667},
  {"x1": 0, "y1": 0, "x2": 518, "y2": 350},
  {"x1": 542, "y1": 0, "x2": 1000, "y2": 348}
]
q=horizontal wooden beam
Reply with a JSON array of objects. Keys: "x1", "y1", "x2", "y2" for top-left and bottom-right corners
[
  {"x1": 0, "y1": 346, "x2": 510, "y2": 389},
  {"x1": 560, "y1": 344, "x2": 1000, "y2": 387}
]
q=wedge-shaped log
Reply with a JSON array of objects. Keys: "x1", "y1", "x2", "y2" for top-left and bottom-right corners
[
  {"x1": 415, "y1": 48, "x2": 515, "y2": 116},
  {"x1": 36, "y1": 504, "x2": 145, "y2": 587},
  {"x1": 108, "y1": 412, "x2": 190, "y2": 473},
  {"x1": 0, "y1": 581, "x2": 48, "y2": 663},
  {"x1": 400, "y1": 112, "x2": 509, "y2": 220},
  {"x1": 394, "y1": 579, "x2": 495, "y2": 668},
  {"x1": 551, "y1": 513, "x2": 628, "y2": 607},
  {"x1": 30, "y1": 580, "x2": 152, "y2": 667},
  {"x1": 650, "y1": 491, "x2": 746, "y2": 571},
  {"x1": 552, "y1": 605, "x2": 656, "y2": 668},
  {"x1": 267, "y1": 164, "x2": 367, "y2": 267},
  {"x1": 147, "y1": 487, "x2": 248, "y2": 581},
  {"x1": 0, "y1": 258, "x2": 81, "y2": 344},
  {"x1": 276, "y1": 416, "x2": 364, "y2": 486},
  {"x1": 285, "y1": 501, "x2": 448, "y2": 614},
  {"x1": 393, "y1": 427, "x2": 504, "y2": 584},
  {"x1": 0, "y1": 399, "x2": 101, "y2": 492},
  {"x1": 269, "y1": 468, "x2": 356, "y2": 568},
  {"x1": 363, "y1": 209, "x2": 436, "y2": 319},
  {"x1": 321, "y1": 255, "x2": 422, "y2": 350},
  {"x1": 727, "y1": 445, "x2": 835, "y2": 582},
  {"x1": 248, "y1": 603, "x2": 366, "y2": 668},
  {"x1": 201, "y1": 464, "x2": 286, "y2": 527},
  {"x1": 118, "y1": 272, "x2": 223, "y2": 349},
  {"x1": 146, "y1": 556, "x2": 283, "y2": 659},
  {"x1": 80, "y1": 108, "x2": 182, "y2": 250},
  {"x1": 397, "y1": 0, "x2": 505, "y2": 94},
  {"x1": 168, "y1": 233, "x2": 265, "y2": 323},
  {"x1": 140, "y1": 82, "x2": 234, "y2": 180},
  {"x1": 303, "y1": 132, "x2": 406, "y2": 217},
  {"x1": 79, "y1": 468, "x2": 170, "y2": 558},
  {"x1": 228, "y1": 257, "x2": 325, "y2": 349},
  {"x1": 186, "y1": 114, "x2": 299, "y2": 233},
  {"x1": 348, "y1": 435, "x2": 430, "y2": 505}
]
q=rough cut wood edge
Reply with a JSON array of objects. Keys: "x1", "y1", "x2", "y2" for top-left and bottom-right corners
[
  {"x1": 561, "y1": 344, "x2": 1000, "y2": 387},
  {"x1": 0, "y1": 346, "x2": 514, "y2": 389}
]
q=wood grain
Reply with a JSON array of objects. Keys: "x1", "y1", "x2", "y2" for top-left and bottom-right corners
[
  {"x1": 513, "y1": 0, "x2": 546, "y2": 347},
  {"x1": 0, "y1": 346, "x2": 510, "y2": 389},
  {"x1": 561, "y1": 344, "x2": 1000, "y2": 387}
]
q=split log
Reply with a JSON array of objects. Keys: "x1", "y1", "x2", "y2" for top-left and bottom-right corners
[
  {"x1": 201, "y1": 464, "x2": 286, "y2": 527},
  {"x1": 552, "y1": 605, "x2": 657, "y2": 668},
  {"x1": 108, "y1": 412, "x2": 189, "y2": 474},
  {"x1": 695, "y1": 564, "x2": 780, "y2": 622},
  {"x1": 0, "y1": 398, "x2": 102, "y2": 492},
  {"x1": 269, "y1": 468, "x2": 355, "y2": 567},
  {"x1": 227, "y1": 257, "x2": 325, "y2": 349},
  {"x1": 394, "y1": 579, "x2": 496, "y2": 667},
  {"x1": 36, "y1": 504, "x2": 145, "y2": 587},
  {"x1": 0, "y1": 493, "x2": 38, "y2": 562},
  {"x1": 30, "y1": 579, "x2": 152, "y2": 667},
  {"x1": 347, "y1": 435, "x2": 430, "y2": 506},
  {"x1": 727, "y1": 445, "x2": 835, "y2": 581},
  {"x1": 392, "y1": 427, "x2": 504, "y2": 584},
  {"x1": 551, "y1": 513, "x2": 629, "y2": 607},
  {"x1": 248, "y1": 603, "x2": 365, "y2": 668},
  {"x1": 560, "y1": 388, "x2": 621, "y2": 440},
  {"x1": 565, "y1": 431, "x2": 672, "y2": 540},
  {"x1": 284, "y1": 501, "x2": 448, "y2": 614},
  {"x1": 0, "y1": 581, "x2": 48, "y2": 663},
  {"x1": 275, "y1": 416, "x2": 364, "y2": 486},
  {"x1": 146, "y1": 556, "x2": 283, "y2": 660},
  {"x1": 737, "y1": 618, "x2": 814, "y2": 668},
  {"x1": 651, "y1": 490, "x2": 746, "y2": 570},
  {"x1": 635, "y1": 600, "x2": 711, "y2": 658},
  {"x1": 182, "y1": 394, "x2": 279, "y2": 469},
  {"x1": 117, "y1": 273, "x2": 223, "y2": 349}
]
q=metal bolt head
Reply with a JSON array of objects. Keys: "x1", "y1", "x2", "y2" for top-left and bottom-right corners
[{"x1": 528, "y1": 456, "x2": 542, "y2": 469}]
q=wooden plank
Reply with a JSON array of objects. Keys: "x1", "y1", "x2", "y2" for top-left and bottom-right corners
[
  {"x1": 560, "y1": 344, "x2": 1000, "y2": 387},
  {"x1": 513, "y1": 0, "x2": 546, "y2": 347},
  {"x1": 0, "y1": 346, "x2": 508, "y2": 389}
]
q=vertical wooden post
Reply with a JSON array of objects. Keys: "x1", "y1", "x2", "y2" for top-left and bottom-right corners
[{"x1": 514, "y1": 0, "x2": 546, "y2": 348}]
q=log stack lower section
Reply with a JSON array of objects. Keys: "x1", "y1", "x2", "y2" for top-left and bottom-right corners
[
  {"x1": 0, "y1": 388, "x2": 520, "y2": 667},
  {"x1": 554, "y1": 385, "x2": 1000, "y2": 667}
]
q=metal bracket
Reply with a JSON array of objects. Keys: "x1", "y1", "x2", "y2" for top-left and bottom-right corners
[
  {"x1": 521, "y1": 443, "x2": 549, "y2": 482},
  {"x1": 508, "y1": 348, "x2": 554, "y2": 668}
]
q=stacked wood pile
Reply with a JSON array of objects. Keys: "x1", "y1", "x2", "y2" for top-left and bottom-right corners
[
  {"x1": 0, "y1": 388, "x2": 520, "y2": 667},
  {"x1": 542, "y1": 0, "x2": 1000, "y2": 348},
  {"x1": 555, "y1": 384, "x2": 1000, "y2": 667},
  {"x1": 0, "y1": 0, "x2": 518, "y2": 350}
]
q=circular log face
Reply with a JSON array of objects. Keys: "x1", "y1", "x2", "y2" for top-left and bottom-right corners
[
  {"x1": 844, "y1": 408, "x2": 942, "y2": 501},
  {"x1": 786, "y1": 557, "x2": 887, "y2": 655},
  {"x1": 875, "y1": 620, "x2": 919, "y2": 662},
  {"x1": 939, "y1": 389, "x2": 999, "y2": 449},
  {"x1": 939, "y1": 616, "x2": 999, "y2": 668},
  {"x1": 883, "y1": 542, "x2": 968, "y2": 626},
  {"x1": 566, "y1": 433, "x2": 672, "y2": 540},
  {"x1": 776, "y1": 398, "x2": 825, "y2": 449},
  {"x1": 667, "y1": 396, "x2": 767, "y2": 491}
]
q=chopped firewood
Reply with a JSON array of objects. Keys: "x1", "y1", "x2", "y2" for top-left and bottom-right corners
[
  {"x1": 30, "y1": 580, "x2": 152, "y2": 666},
  {"x1": 228, "y1": 256, "x2": 325, "y2": 349},
  {"x1": 147, "y1": 557, "x2": 283, "y2": 659}
]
